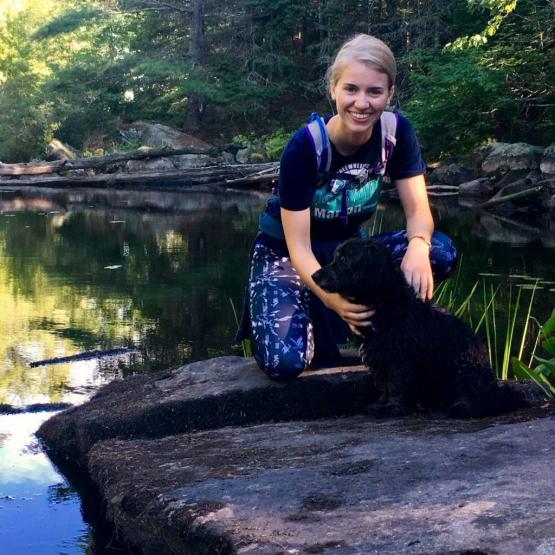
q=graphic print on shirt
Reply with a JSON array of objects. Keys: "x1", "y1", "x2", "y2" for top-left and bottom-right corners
[{"x1": 311, "y1": 162, "x2": 383, "y2": 221}]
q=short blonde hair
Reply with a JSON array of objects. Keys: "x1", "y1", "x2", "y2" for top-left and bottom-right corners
[{"x1": 327, "y1": 34, "x2": 396, "y2": 91}]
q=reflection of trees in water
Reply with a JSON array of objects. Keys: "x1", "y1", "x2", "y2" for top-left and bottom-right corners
[{"x1": 0, "y1": 202, "x2": 260, "y2": 389}]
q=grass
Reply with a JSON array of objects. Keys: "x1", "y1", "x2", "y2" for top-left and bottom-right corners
[
  {"x1": 229, "y1": 298, "x2": 253, "y2": 358},
  {"x1": 434, "y1": 270, "x2": 553, "y2": 397}
]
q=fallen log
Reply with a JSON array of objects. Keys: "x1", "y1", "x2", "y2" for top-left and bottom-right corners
[
  {"x1": 476, "y1": 177, "x2": 555, "y2": 209},
  {"x1": 0, "y1": 165, "x2": 278, "y2": 190},
  {"x1": 476, "y1": 185, "x2": 546, "y2": 209},
  {"x1": 426, "y1": 185, "x2": 460, "y2": 197},
  {"x1": 0, "y1": 143, "x2": 243, "y2": 176}
]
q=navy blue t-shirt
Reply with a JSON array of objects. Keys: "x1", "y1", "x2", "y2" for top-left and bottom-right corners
[{"x1": 277, "y1": 113, "x2": 426, "y2": 241}]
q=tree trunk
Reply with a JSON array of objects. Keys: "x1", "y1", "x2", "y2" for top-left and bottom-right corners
[{"x1": 185, "y1": 0, "x2": 205, "y2": 132}]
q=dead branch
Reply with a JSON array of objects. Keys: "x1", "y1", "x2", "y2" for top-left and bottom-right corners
[
  {"x1": 0, "y1": 165, "x2": 278, "y2": 190},
  {"x1": 0, "y1": 144, "x2": 243, "y2": 176},
  {"x1": 476, "y1": 186, "x2": 544, "y2": 208}
]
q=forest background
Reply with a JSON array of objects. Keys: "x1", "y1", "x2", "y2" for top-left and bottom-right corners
[{"x1": 0, "y1": 0, "x2": 553, "y2": 164}]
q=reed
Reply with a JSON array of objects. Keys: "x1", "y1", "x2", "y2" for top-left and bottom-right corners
[
  {"x1": 229, "y1": 298, "x2": 253, "y2": 358},
  {"x1": 434, "y1": 273, "x2": 543, "y2": 383}
]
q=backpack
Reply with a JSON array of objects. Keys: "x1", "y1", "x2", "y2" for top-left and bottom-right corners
[{"x1": 259, "y1": 111, "x2": 398, "y2": 239}]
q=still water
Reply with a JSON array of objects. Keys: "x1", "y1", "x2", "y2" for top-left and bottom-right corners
[{"x1": 0, "y1": 185, "x2": 553, "y2": 553}]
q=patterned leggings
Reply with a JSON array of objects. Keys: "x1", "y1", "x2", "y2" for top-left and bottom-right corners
[{"x1": 247, "y1": 230, "x2": 457, "y2": 380}]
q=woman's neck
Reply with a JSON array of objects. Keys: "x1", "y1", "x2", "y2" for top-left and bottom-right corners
[{"x1": 326, "y1": 115, "x2": 373, "y2": 156}]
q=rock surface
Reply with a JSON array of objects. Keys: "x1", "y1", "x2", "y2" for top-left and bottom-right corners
[
  {"x1": 120, "y1": 121, "x2": 212, "y2": 150},
  {"x1": 38, "y1": 356, "x2": 368, "y2": 469},
  {"x1": 458, "y1": 177, "x2": 493, "y2": 197},
  {"x1": 429, "y1": 163, "x2": 474, "y2": 186},
  {"x1": 479, "y1": 143, "x2": 544, "y2": 174},
  {"x1": 88, "y1": 414, "x2": 555, "y2": 555},
  {"x1": 46, "y1": 139, "x2": 80, "y2": 161},
  {"x1": 540, "y1": 145, "x2": 555, "y2": 175},
  {"x1": 38, "y1": 355, "x2": 555, "y2": 555}
]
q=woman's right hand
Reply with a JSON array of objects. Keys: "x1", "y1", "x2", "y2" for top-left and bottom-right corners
[
  {"x1": 281, "y1": 208, "x2": 375, "y2": 335},
  {"x1": 321, "y1": 292, "x2": 375, "y2": 335}
]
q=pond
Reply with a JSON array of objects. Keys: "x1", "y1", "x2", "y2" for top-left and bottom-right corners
[{"x1": 0, "y1": 185, "x2": 553, "y2": 553}]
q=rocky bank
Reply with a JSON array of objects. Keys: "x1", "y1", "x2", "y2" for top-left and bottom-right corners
[{"x1": 38, "y1": 356, "x2": 555, "y2": 555}]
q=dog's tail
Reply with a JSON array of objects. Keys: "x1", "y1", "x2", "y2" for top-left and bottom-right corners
[
  {"x1": 495, "y1": 379, "x2": 546, "y2": 411},
  {"x1": 450, "y1": 376, "x2": 545, "y2": 418}
]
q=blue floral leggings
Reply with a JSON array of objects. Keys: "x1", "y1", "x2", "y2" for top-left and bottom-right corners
[{"x1": 246, "y1": 230, "x2": 457, "y2": 380}]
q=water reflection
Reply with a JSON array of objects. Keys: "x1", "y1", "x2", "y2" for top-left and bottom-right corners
[{"x1": 0, "y1": 188, "x2": 264, "y2": 406}]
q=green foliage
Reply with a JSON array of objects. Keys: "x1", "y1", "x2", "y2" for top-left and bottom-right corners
[
  {"x1": 405, "y1": 49, "x2": 515, "y2": 159},
  {"x1": 233, "y1": 128, "x2": 292, "y2": 161},
  {"x1": 512, "y1": 308, "x2": 555, "y2": 397},
  {"x1": 0, "y1": 0, "x2": 552, "y2": 161},
  {"x1": 446, "y1": 0, "x2": 518, "y2": 49},
  {"x1": 31, "y1": 7, "x2": 102, "y2": 39},
  {"x1": 408, "y1": 0, "x2": 554, "y2": 159}
]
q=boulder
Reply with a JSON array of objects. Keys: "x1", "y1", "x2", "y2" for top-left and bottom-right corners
[
  {"x1": 235, "y1": 146, "x2": 269, "y2": 164},
  {"x1": 458, "y1": 177, "x2": 494, "y2": 197},
  {"x1": 236, "y1": 147, "x2": 251, "y2": 164},
  {"x1": 46, "y1": 139, "x2": 80, "y2": 161},
  {"x1": 493, "y1": 169, "x2": 531, "y2": 190},
  {"x1": 87, "y1": 413, "x2": 555, "y2": 555},
  {"x1": 38, "y1": 356, "x2": 368, "y2": 469},
  {"x1": 125, "y1": 157, "x2": 176, "y2": 173},
  {"x1": 120, "y1": 121, "x2": 212, "y2": 150},
  {"x1": 221, "y1": 151, "x2": 236, "y2": 165},
  {"x1": 429, "y1": 163, "x2": 474, "y2": 186},
  {"x1": 540, "y1": 145, "x2": 555, "y2": 175},
  {"x1": 173, "y1": 154, "x2": 216, "y2": 169},
  {"x1": 37, "y1": 354, "x2": 554, "y2": 555},
  {"x1": 479, "y1": 143, "x2": 544, "y2": 174}
]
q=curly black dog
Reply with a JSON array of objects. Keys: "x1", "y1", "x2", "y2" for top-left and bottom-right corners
[{"x1": 312, "y1": 238, "x2": 542, "y2": 418}]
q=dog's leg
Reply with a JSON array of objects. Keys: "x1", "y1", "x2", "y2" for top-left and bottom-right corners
[{"x1": 367, "y1": 362, "x2": 413, "y2": 418}]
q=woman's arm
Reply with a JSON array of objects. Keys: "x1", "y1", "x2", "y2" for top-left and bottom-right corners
[
  {"x1": 396, "y1": 174, "x2": 435, "y2": 300},
  {"x1": 281, "y1": 207, "x2": 375, "y2": 331}
]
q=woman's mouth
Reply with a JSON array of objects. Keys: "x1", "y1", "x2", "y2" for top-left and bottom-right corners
[{"x1": 348, "y1": 111, "x2": 371, "y2": 122}]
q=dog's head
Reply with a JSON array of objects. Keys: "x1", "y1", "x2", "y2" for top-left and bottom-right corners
[{"x1": 312, "y1": 238, "x2": 410, "y2": 307}]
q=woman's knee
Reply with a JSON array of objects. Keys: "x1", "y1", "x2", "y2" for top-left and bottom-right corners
[
  {"x1": 431, "y1": 231, "x2": 458, "y2": 281},
  {"x1": 254, "y1": 348, "x2": 310, "y2": 381}
]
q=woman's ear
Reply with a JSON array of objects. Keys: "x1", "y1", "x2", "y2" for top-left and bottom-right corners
[
  {"x1": 387, "y1": 85, "x2": 395, "y2": 105},
  {"x1": 329, "y1": 83, "x2": 336, "y2": 102}
]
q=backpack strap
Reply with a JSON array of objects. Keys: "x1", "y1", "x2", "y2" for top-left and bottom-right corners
[
  {"x1": 305, "y1": 112, "x2": 332, "y2": 177},
  {"x1": 379, "y1": 111, "x2": 398, "y2": 175}
]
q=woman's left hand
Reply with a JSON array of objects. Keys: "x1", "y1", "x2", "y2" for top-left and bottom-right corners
[{"x1": 401, "y1": 238, "x2": 434, "y2": 301}]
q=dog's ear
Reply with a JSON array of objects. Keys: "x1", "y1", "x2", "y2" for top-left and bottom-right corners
[{"x1": 312, "y1": 267, "x2": 339, "y2": 293}]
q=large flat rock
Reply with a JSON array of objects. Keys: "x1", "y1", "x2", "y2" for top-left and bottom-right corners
[
  {"x1": 38, "y1": 356, "x2": 368, "y2": 468},
  {"x1": 88, "y1": 414, "x2": 555, "y2": 555}
]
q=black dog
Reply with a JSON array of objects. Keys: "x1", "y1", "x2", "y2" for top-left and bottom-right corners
[{"x1": 312, "y1": 238, "x2": 541, "y2": 418}]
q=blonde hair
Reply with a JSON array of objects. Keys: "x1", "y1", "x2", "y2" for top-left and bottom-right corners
[{"x1": 327, "y1": 34, "x2": 396, "y2": 91}]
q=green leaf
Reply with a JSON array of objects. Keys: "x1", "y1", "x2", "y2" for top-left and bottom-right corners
[
  {"x1": 532, "y1": 357, "x2": 555, "y2": 374},
  {"x1": 511, "y1": 358, "x2": 553, "y2": 397},
  {"x1": 541, "y1": 337, "x2": 555, "y2": 356},
  {"x1": 511, "y1": 357, "x2": 533, "y2": 380},
  {"x1": 541, "y1": 308, "x2": 555, "y2": 336}
]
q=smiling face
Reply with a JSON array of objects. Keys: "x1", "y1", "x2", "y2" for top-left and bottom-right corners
[{"x1": 330, "y1": 61, "x2": 394, "y2": 145}]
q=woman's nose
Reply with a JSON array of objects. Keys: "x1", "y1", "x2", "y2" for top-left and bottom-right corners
[{"x1": 354, "y1": 93, "x2": 370, "y2": 109}]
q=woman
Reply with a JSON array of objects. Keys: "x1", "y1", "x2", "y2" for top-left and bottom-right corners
[{"x1": 238, "y1": 34, "x2": 457, "y2": 380}]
